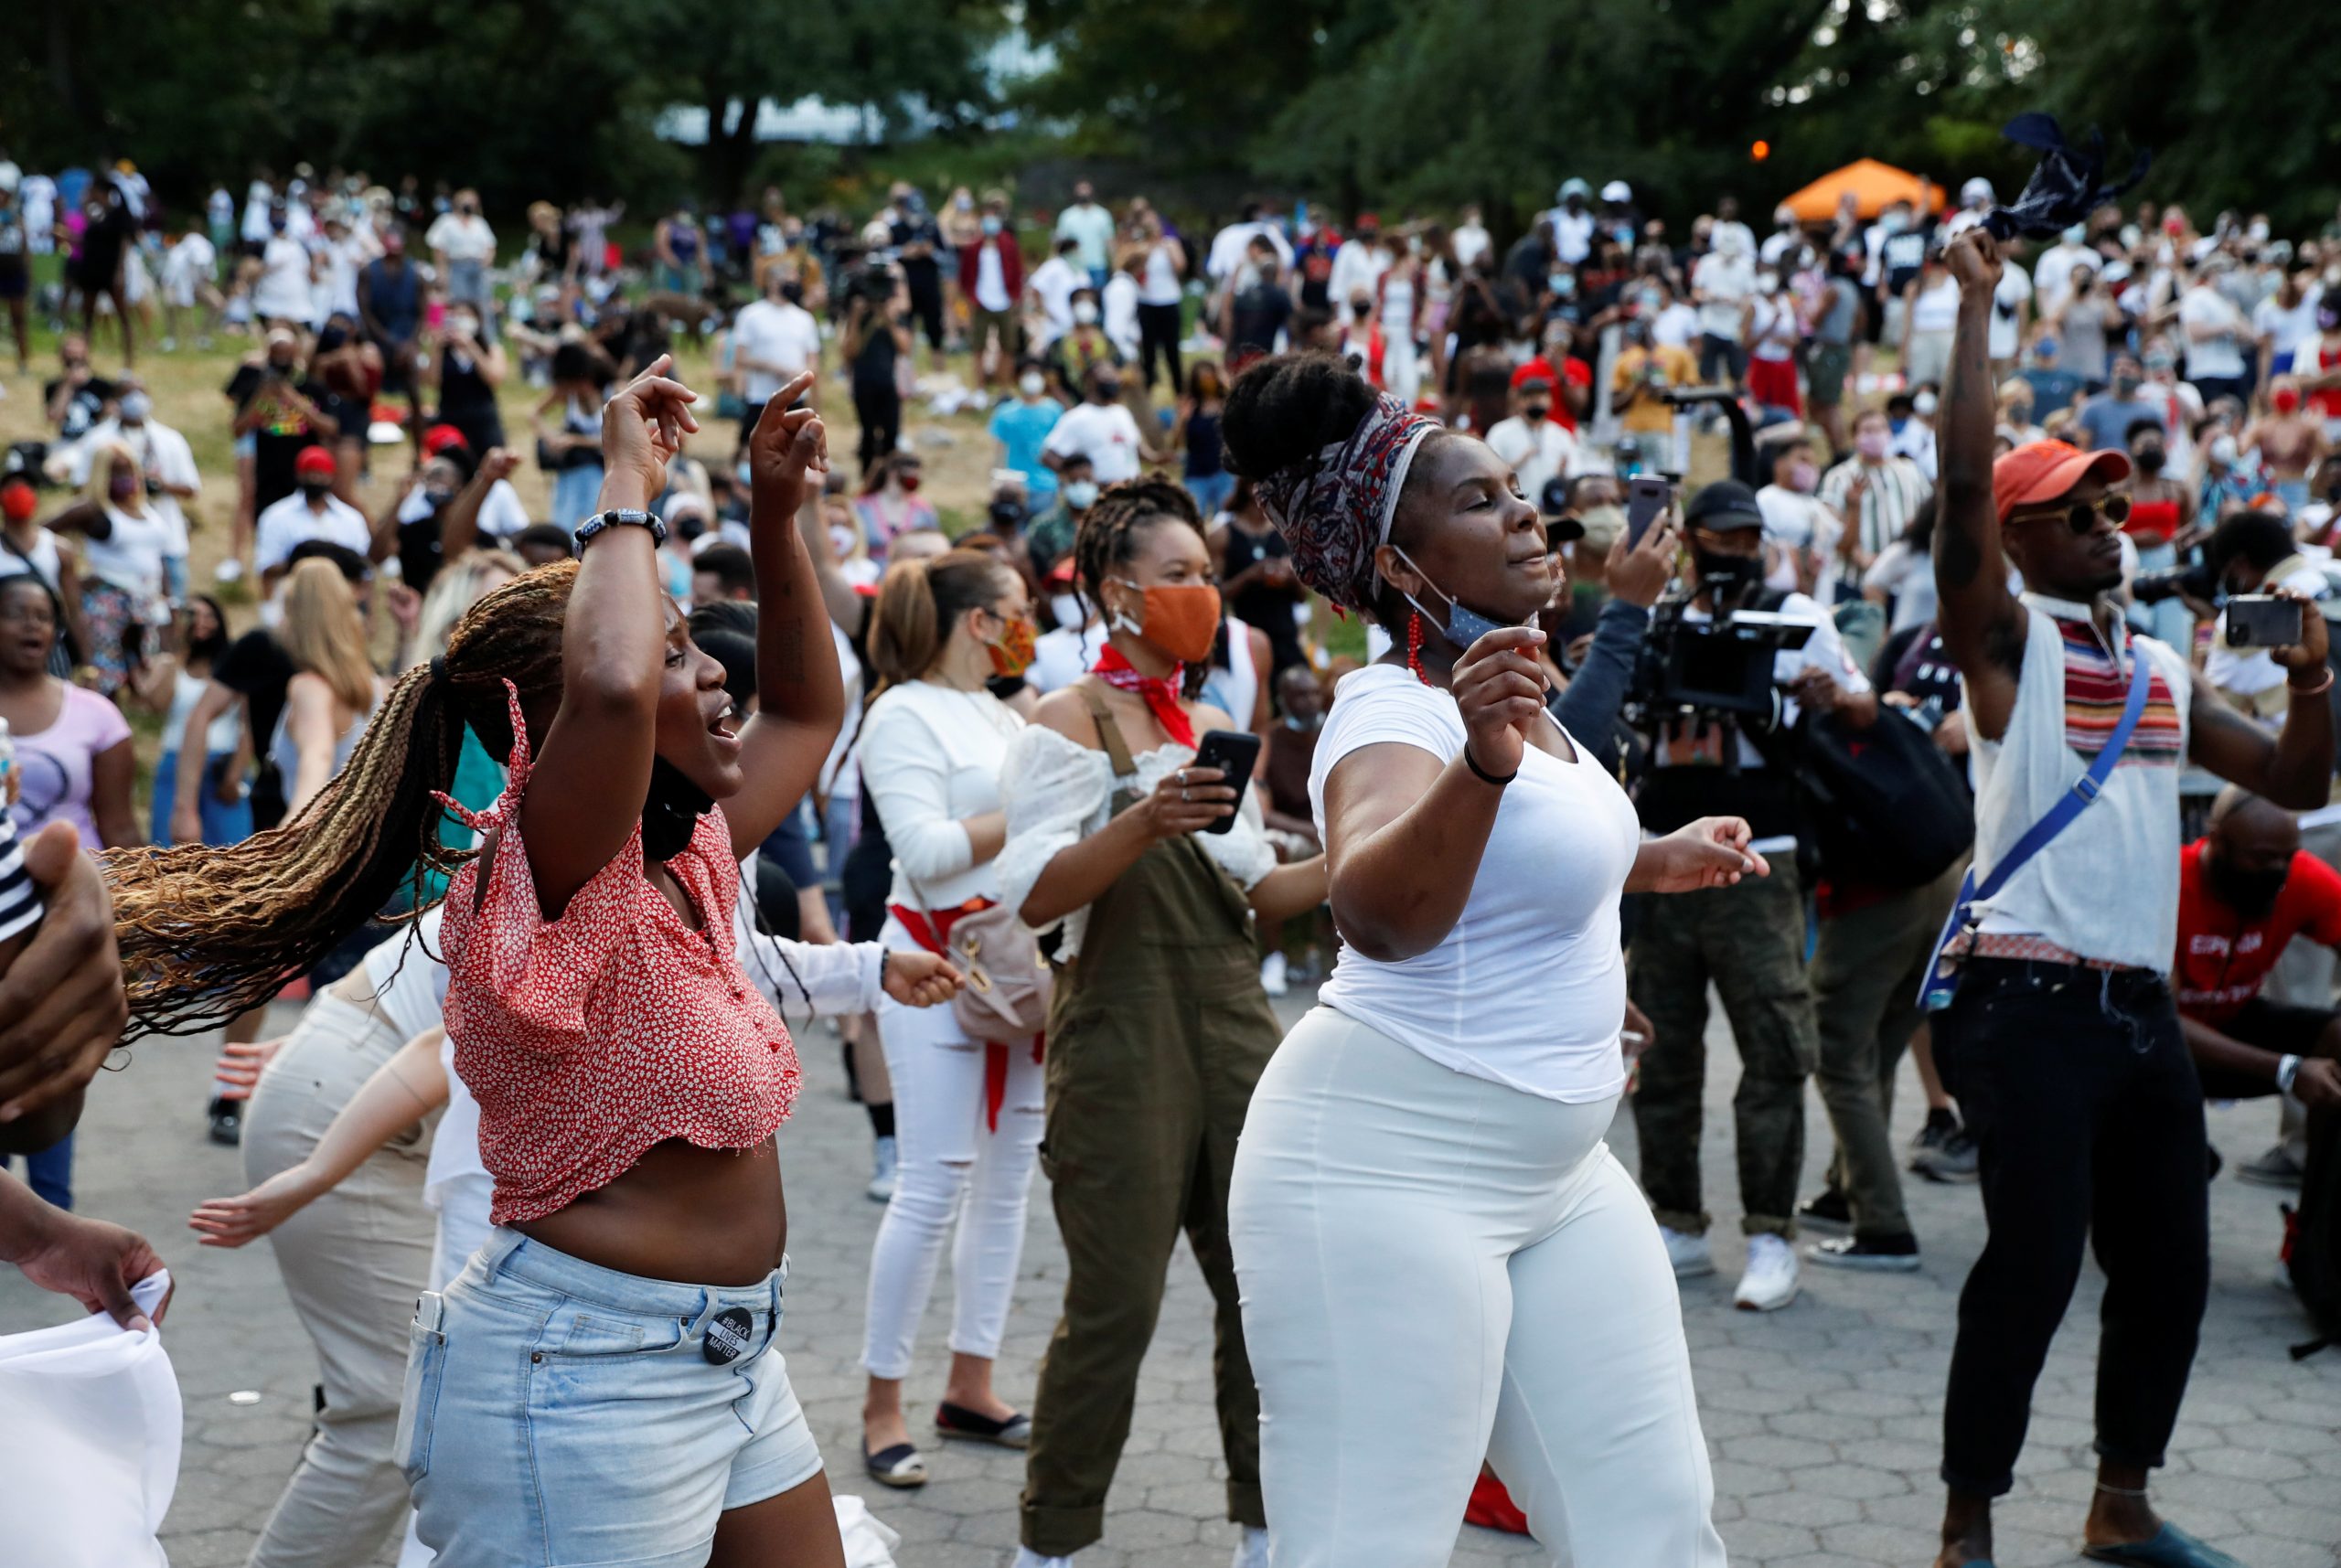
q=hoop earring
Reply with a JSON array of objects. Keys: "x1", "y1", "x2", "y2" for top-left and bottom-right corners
[{"x1": 1406, "y1": 610, "x2": 1426, "y2": 683}]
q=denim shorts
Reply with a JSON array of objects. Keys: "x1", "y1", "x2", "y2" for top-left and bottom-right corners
[{"x1": 399, "y1": 1228, "x2": 823, "y2": 1567}]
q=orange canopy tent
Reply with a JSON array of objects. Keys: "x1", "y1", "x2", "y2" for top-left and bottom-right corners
[{"x1": 1781, "y1": 159, "x2": 1946, "y2": 223}]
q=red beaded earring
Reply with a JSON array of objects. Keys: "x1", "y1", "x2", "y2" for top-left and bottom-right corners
[{"x1": 1406, "y1": 610, "x2": 1426, "y2": 682}]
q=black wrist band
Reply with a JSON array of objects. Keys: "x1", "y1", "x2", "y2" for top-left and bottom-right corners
[{"x1": 1463, "y1": 744, "x2": 1517, "y2": 787}]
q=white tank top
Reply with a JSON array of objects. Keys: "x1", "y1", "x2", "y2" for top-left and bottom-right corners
[
  {"x1": 1968, "y1": 598, "x2": 2192, "y2": 972},
  {"x1": 1380, "y1": 273, "x2": 1416, "y2": 334},
  {"x1": 1139, "y1": 242, "x2": 1181, "y2": 306}
]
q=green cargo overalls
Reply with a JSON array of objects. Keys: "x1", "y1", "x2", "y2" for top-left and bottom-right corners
[{"x1": 1019, "y1": 687, "x2": 1280, "y2": 1557}]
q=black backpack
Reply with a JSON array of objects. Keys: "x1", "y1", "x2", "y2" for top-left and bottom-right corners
[
  {"x1": 1789, "y1": 701, "x2": 1975, "y2": 890},
  {"x1": 2283, "y1": 1105, "x2": 2341, "y2": 1359}
]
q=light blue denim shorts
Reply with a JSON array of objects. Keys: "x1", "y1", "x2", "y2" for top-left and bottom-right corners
[{"x1": 399, "y1": 1227, "x2": 823, "y2": 1567}]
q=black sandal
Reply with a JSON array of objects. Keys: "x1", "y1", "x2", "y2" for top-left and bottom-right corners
[
  {"x1": 861, "y1": 1440, "x2": 927, "y2": 1488},
  {"x1": 934, "y1": 1401, "x2": 1032, "y2": 1449}
]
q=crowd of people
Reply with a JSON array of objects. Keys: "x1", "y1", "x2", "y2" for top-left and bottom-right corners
[{"x1": 0, "y1": 147, "x2": 2338, "y2": 1568}]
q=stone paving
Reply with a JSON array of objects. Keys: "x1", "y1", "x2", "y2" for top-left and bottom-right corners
[{"x1": 4, "y1": 987, "x2": 2336, "y2": 1568}]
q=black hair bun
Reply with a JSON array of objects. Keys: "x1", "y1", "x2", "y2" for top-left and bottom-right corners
[{"x1": 1223, "y1": 351, "x2": 1377, "y2": 482}]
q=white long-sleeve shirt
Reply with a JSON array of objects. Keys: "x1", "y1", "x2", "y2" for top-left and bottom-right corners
[{"x1": 858, "y1": 678, "x2": 1024, "y2": 912}]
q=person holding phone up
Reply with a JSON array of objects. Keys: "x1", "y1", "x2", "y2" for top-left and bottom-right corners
[{"x1": 993, "y1": 477, "x2": 1325, "y2": 1568}]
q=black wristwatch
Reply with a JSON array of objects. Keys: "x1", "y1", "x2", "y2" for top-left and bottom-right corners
[{"x1": 572, "y1": 507, "x2": 667, "y2": 549}]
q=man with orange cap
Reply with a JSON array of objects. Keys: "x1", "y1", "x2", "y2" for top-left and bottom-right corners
[{"x1": 1924, "y1": 226, "x2": 2332, "y2": 1568}]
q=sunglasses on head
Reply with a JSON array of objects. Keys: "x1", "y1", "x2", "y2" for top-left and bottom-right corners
[{"x1": 2011, "y1": 492, "x2": 2131, "y2": 535}]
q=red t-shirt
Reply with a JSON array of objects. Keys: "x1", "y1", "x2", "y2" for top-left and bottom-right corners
[{"x1": 2173, "y1": 838, "x2": 2341, "y2": 1022}]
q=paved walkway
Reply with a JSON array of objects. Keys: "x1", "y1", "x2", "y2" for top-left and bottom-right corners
[{"x1": 5, "y1": 989, "x2": 2336, "y2": 1567}]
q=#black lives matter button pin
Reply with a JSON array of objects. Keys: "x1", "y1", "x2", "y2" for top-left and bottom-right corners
[{"x1": 702, "y1": 1307, "x2": 754, "y2": 1366}]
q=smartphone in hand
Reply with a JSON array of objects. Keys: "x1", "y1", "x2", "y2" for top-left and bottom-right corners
[{"x1": 1190, "y1": 730, "x2": 1263, "y2": 836}]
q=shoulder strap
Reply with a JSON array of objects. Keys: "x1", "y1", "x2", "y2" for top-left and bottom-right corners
[
  {"x1": 1970, "y1": 644, "x2": 2154, "y2": 905},
  {"x1": 1077, "y1": 680, "x2": 1139, "y2": 781}
]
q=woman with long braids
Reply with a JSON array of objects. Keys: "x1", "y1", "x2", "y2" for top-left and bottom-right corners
[
  {"x1": 995, "y1": 478, "x2": 1326, "y2": 1568},
  {"x1": 1221, "y1": 352, "x2": 1748, "y2": 1566},
  {"x1": 103, "y1": 357, "x2": 853, "y2": 1567}
]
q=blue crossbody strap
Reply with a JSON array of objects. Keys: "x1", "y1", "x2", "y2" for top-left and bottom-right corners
[{"x1": 1919, "y1": 647, "x2": 2154, "y2": 1008}]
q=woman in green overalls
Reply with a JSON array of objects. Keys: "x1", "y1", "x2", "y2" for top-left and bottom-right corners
[{"x1": 994, "y1": 478, "x2": 1327, "y2": 1568}]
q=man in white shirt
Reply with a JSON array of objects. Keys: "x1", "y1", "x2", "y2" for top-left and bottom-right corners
[
  {"x1": 1042, "y1": 366, "x2": 1157, "y2": 485},
  {"x1": 1053, "y1": 181, "x2": 1117, "y2": 286},
  {"x1": 1708, "y1": 196, "x2": 1757, "y2": 267},
  {"x1": 256, "y1": 446, "x2": 374, "y2": 592},
  {"x1": 161, "y1": 219, "x2": 219, "y2": 349},
  {"x1": 1546, "y1": 180, "x2": 1597, "y2": 267},
  {"x1": 1327, "y1": 216, "x2": 1392, "y2": 313},
  {"x1": 2031, "y1": 228, "x2": 2097, "y2": 322},
  {"x1": 1451, "y1": 205, "x2": 1491, "y2": 272},
  {"x1": 1483, "y1": 375, "x2": 1578, "y2": 508},
  {"x1": 1692, "y1": 229, "x2": 1757, "y2": 390},
  {"x1": 1984, "y1": 238, "x2": 2033, "y2": 376},
  {"x1": 425, "y1": 190, "x2": 496, "y2": 307},
  {"x1": 1205, "y1": 199, "x2": 1294, "y2": 286},
  {"x1": 2178, "y1": 261, "x2": 2252, "y2": 407},
  {"x1": 729, "y1": 272, "x2": 824, "y2": 439},
  {"x1": 1026, "y1": 238, "x2": 1086, "y2": 352}
]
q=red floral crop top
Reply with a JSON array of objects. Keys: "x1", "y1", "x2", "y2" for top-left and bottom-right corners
[{"x1": 438, "y1": 686, "x2": 801, "y2": 1225}]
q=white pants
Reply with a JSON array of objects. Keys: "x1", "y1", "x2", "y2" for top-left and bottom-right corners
[
  {"x1": 241, "y1": 993, "x2": 438, "y2": 1568},
  {"x1": 1229, "y1": 1008, "x2": 1726, "y2": 1568},
  {"x1": 861, "y1": 914, "x2": 1045, "y2": 1379}
]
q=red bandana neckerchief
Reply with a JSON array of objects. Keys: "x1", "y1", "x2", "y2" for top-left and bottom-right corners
[{"x1": 1090, "y1": 645, "x2": 1194, "y2": 748}]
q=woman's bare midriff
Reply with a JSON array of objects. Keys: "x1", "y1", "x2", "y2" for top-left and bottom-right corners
[{"x1": 513, "y1": 1136, "x2": 788, "y2": 1285}]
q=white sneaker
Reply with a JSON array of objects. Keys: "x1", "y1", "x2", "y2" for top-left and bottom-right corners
[
  {"x1": 1260, "y1": 951, "x2": 1289, "y2": 997},
  {"x1": 866, "y1": 1135, "x2": 898, "y2": 1203},
  {"x1": 213, "y1": 558, "x2": 244, "y2": 583},
  {"x1": 1660, "y1": 1225, "x2": 1715, "y2": 1279},
  {"x1": 1734, "y1": 1233, "x2": 1801, "y2": 1311},
  {"x1": 1012, "y1": 1551, "x2": 1075, "y2": 1568},
  {"x1": 1231, "y1": 1526, "x2": 1270, "y2": 1568}
]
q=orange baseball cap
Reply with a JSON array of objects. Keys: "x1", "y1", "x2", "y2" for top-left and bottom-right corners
[{"x1": 1993, "y1": 440, "x2": 2131, "y2": 525}]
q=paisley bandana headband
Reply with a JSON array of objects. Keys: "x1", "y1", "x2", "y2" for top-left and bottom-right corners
[{"x1": 1255, "y1": 391, "x2": 1440, "y2": 613}]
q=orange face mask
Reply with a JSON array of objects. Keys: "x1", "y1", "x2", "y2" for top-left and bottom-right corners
[
  {"x1": 1111, "y1": 580, "x2": 1222, "y2": 665},
  {"x1": 986, "y1": 613, "x2": 1038, "y2": 677}
]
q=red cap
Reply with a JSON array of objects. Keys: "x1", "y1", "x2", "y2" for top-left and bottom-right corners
[
  {"x1": 0, "y1": 477, "x2": 35, "y2": 523},
  {"x1": 1509, "y1": 357, "x2": 1557, "y2": 390},
  {"x1": 421, "y1": 423, "x2": 470, "y2": 460},
  {"x1": 1993, "y1": 440, "x2": 2132, "y2": 525},
  {"x1": 294, "y1": 444, "x2": 337, "y2": 480},
  {"x1": 1355, "y1": 211, "x2": 1381, "y2": 229},
  {"x1": 1045, "y1": 556, "x2": 1078, "y2": 586}
]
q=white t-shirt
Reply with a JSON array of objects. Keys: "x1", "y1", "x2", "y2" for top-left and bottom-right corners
[
  {"x1": 2254, "y1": 286, "x2": 2325, "y2": 360},
  {"x1": 1139, "y1": 241, "x2": 1182, "y2": 306},
  {"x1": 1027, "y1": 255, "x2": 1083, "y2": 345},
  {"x1": 1483, "y1": 415, "x2": 1578, "y2": 506},
  {"x1": 80, "y1": 504, "x2": 172, "y2": 603},
  {"x1": 162, "y1": 234, "x2": 216, "y2": 301},
  {"x1": 1908, "y1": 275, "x2": 1962, "y2": 336},
  {"x1": 397, "y1": 476, "x2": 529, "y2": 542},
  {"x1": 1043, "y1": 400, "x2": 1145, "y2": 484},
  {"x1": 423, "y1": 212, "x2": 496, "y2": 263},
  {"x1": 1748, "y1": 295, "x2": 1799, "y2": 362},
  {"x1": 2179, "y1": 285, "x2": 2248, "y2": 381},
  {"x1": 1310, "y1": 666, "x2": 1639, "y2": 1104},
  {"x1": 1988, "y1": 266, "x2": 2034, "y2": 361},
  {"x1": 2031, "y1": 243, "x2": 2097, "y2": 318},
  {"x1": 973, "y1": 243, "x2": 1010, "y2": 313},
  {"x1": 1027, "y1": 622, "x2": 1106, "y2": 695},
  {"x1": 1451, "y1": 223, "x2": 1491, "y2": 271},
  {"x1": 729, "y1": 298, "x2": 822, "y2": 405},
  {"x1": 0, "y1": 528, "x2": 68, "y2": 595},
  {"x1": 1693, "y1": 252, "x2": 1754, "y2": 340},
  {"x1": 1652, "y1": 301, "x2": 1701, "y2": 350},
  {"x1": 255, "y1": 492, "x2": 371, "y2": 572},
  {"x1": 1550, "y1": 209, "x2": 1596, "y2": 266},
  {"x1": 1755, "y1": 486, "x2": 1840, "y2": 590}
]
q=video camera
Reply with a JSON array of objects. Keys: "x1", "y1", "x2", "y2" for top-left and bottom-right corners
[
  {"x1": 1631, "y1": 583, "x2": 1815, "y2": 725},
  {"x1": 2131, "y1": 560, "x2": 2218, "y2": 605}
]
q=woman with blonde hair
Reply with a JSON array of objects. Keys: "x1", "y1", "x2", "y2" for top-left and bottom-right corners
[
  {"x1": 48, "y1": 438, "x2": 173, "y2": 693},
  {"x1": 275, "y1": 556, "x2": 386, "y2": 817},
  {"x1": 854, "y1": 547, "x2": 1042, "y2": 1488}
]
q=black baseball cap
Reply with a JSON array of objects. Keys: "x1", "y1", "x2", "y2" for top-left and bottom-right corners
[
  {"x1": 1539, "y1": 476, "x2": 1584, "y2": 541},
  {"x1": 1684, "y1": 478, "x2": 1764, "y2": 533}
]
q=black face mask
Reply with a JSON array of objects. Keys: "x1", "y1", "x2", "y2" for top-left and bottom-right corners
[
  {"x1": 1694, "y1": 549, "x2": 1763, "y2": 601},
  {"x1": 2135, "y1": 447, "x2": 2166, "y2": 475},
  {"x1": 2207, "y1": 853, "x2": 2287, "y2": 918},
  {"x1": 989, "y1": 500, "x2": 1024, "y2": 532},
  {"x1": 298, "y1": 480, "x2": 332, "y2": 500},
  {"x1": 642, "y1": 756, "x2": 713, "y2": 864}
]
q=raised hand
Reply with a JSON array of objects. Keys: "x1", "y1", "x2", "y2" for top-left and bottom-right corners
[
  {"x1": 1944, "y1": 228, "x2": 2002, "y2": 296},
  {"x1": 746, "y1": 369, "x2": 829, "y2": 514},
  {"x1": 598, "y1": 353, "x2": 700, "y2": 509}
]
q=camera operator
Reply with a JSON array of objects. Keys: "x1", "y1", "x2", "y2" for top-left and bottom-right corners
[
  {"x1": 1628, "y1": 477, "x2": 1876, "y2": 1313},
  {"x1": 842, "y1": 259, "x2": 913, "y2": 474}
]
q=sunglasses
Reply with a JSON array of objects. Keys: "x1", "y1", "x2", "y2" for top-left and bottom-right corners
[{"x1": 2010, "y1": 492, "x2": 2131, "y2": 535}]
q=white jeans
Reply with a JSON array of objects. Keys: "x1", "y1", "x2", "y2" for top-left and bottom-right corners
[
  {"x1": 1229, "y1": 1008, "x2": 1726, "y2": 1568},
  {"x1": 861, "y1": 914, "x2": 1045, "y2": 1379}
]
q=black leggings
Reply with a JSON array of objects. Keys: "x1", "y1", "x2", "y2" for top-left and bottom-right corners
[
  {"x1": 1138, "y1": 302, "x2": 1183, "y2": 391},
  {"x1": 1931, "y1": 959, "x2": 2208, "y2": 1497},
  {"x1": 853, "y1": 377, "x2": 902, "y2": 475}
]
